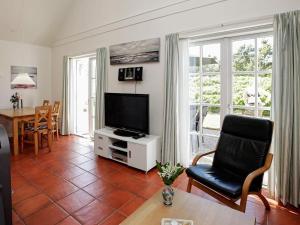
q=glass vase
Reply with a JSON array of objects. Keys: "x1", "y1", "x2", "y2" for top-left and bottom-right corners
[
  {"x1": 162, "y1": 185, "x2": 174, "y2": 206},
  {"x1": 12, "y1": 103, "x2": 17, "y2": 110}
]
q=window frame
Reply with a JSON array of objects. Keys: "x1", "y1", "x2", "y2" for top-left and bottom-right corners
[
  {"x1": 188, "y1": 31, "x2": 273, "y2": 157},
  {"x1": 229, "y1": 32, "x2": 273, "y2": 118}
]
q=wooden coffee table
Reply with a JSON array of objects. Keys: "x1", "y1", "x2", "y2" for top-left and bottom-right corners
[{"x1": 120, "y1": 188, "x2": 255, "y2": 225}]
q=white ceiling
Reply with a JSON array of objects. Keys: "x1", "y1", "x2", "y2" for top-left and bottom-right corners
[{"x1": 0, "y1": 0, "x2": 74, "y2": 46}]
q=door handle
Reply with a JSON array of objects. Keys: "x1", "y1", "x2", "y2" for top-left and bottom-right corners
[{"x1": 128, "y1": 151, "x2": 131, "y2": 158}]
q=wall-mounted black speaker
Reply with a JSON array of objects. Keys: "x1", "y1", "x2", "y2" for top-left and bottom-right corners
[
  {"x1": 118, "y1": 68, "x2": 125, "y2": 81},
  {"x1": 134, "y1": 67, "x2": 143, "y2": 81}
]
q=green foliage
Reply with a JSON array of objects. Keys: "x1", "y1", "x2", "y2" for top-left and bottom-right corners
[
  {"x1": 233, "y1": 45, "x2": 255, "y2": 71},
  {"x1": 156, "y1": 161, "x2": 185, "y2": 186},
  {"x1": 189, "y1": 38, "x2": 272, "y2": 114},
  {"x1": 10, "y1": 92, "x2": 19, "y2": 104},
  {"x1": 258, "y1": 40, "x2": 273, "y2": 71}
]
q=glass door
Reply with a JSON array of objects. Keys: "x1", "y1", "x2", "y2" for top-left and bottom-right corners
[
  {"x1": 188, "y1": 34, "x2": 273, "y2": 162},
  {"x1": 72, "y1": 55, "x2": 96, "y2": 138},
  {"x1": 231, "y1": 36, "x2": 273, "y2": 119},
  {"x1": 189, "y1": 41, "x2": 222, "y2": 157}
]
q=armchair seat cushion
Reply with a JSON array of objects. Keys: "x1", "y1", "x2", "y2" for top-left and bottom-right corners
[{"x1": 186, "y1": 164, "x2": 244, "y2": 199}]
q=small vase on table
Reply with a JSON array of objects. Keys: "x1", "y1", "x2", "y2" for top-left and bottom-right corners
[
  {"x1": 156, "y1": 161, "x2": 184, "y2": 206},
  {"x1": 162, "y1": 185, "x2": 174, "y2": 206}
]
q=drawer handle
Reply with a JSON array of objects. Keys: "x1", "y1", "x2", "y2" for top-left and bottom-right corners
[
  {"x1": 129, "y1": 150, "x2": 131, "y2": 158},
  {"x1": 98, "y1": 146, "x2": 103, "y2": 150},
  {"x1": 98, "y1": 136, "x2": 103, "y2": 140}
]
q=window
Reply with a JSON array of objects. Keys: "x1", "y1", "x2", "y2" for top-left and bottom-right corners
[
  {"x1": 231, "y1": 36, "x2": 272, "y2": 119},
  {"x1": 188, "y1": 33, "x2": 273, "y2": 158}
]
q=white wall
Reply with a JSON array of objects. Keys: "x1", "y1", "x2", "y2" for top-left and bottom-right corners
[
  {"x1": 0, "y1": 40, "x2": 52, "y2": 108},
  {"x1": 52, "y1": 0, "x2": 300, "y2": 136}
]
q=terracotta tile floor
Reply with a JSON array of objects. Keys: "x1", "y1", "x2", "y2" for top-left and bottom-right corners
[{"x1": 10, "y1": 136, "x2": 300, "y2": 225}]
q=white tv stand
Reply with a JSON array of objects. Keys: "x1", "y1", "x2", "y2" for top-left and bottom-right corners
[{"x1": 94, "y1": 127, "x2": 161, "y2": 172}]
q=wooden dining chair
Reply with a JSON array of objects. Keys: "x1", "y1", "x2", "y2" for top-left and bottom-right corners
[
  {"x1": 21, "y1": 105, "x2": 52, "y2": 155},
  {"x1": 43, "y1": 100, "x2": 50, "y2": 106},
  {"x1": 52, "y1": 101, "x2": 61, "y2": 140}
]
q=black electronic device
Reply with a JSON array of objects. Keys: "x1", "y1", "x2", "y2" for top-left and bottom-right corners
[
  {"x1": 105, "y1": 93, "x2": 149, "y2": 135},
  {"x1": 125, "y1": 68, "x2": 135, "y2": 80},
  {"x1": 134, "y1": 67, "x2": 143, "y2": 81},
  {"x1": 112, "y1": 140, "x2": 128, "y2": 149},
  {"x1": 132, "y1": 133, "x2": 146, "y2": 139},
  {"x1": 118, "y1": 68, "x2": 125, "y2": 81},
  {"x1": 118, "y1": 67, "x2": 143, "y2": 81}
]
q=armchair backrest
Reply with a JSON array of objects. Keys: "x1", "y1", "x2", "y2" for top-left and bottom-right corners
[{"x1": 213, "y1": 115, "x2": 273, "y2": 188}]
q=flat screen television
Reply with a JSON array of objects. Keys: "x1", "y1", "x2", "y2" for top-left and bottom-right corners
[{"x1": 105, "y1": 93, "x2": 149, "y2": 134}]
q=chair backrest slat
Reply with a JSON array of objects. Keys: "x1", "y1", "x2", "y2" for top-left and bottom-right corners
[
  {"x1": 34, "y1": 105, "x2": 52, "y2": 130},
  {"x1": 52, "y1": 101, "x2": 61, "y2": 115},
  {"x1": 43, "y1": 100, "x2": 50, "y2": 106}
]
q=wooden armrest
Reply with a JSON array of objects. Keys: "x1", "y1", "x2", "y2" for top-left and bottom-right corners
[
  {"x1": 192, "y1": 150, "x2": 216, "y2": 166},
  {"x1": 242, "y1": 153, "x2": 273, "y2": 194}
]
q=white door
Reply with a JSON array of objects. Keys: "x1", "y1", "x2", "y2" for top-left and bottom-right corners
[{"x1": 71, "y1": 55, "x2": 97, "y2": 138}]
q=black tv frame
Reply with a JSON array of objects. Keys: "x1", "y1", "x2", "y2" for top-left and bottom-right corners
[{"x1": 104, "y1": 93, "x2": 149, "y2": 136}]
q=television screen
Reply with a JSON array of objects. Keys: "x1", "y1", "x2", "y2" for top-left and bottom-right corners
[{"x1": 105, "y1": 93, "x2": 149, "y2": 134}]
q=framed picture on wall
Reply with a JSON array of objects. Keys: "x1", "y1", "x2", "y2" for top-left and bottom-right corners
[
  {"x1": 109, "y1": 38, "x2": 160, "y2": 65},
  {"x1": 11, "y1": 66, "x2": 37, "y2": 89}
]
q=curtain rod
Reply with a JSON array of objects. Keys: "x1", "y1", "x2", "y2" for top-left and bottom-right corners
[
  {"x1": 179, "y1": 15, "x2": 273, "y2": 40},
  {"x1": 68, "y1": 51, "x2": 96, "y2": 59}
]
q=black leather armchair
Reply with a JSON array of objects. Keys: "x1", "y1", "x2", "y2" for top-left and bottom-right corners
[
  {"x1": 0, "y1": 125, "x2": 12, "y2": 225},
  {"x1": 186, "y1": 115, "x2": 273, "y2": 212}
]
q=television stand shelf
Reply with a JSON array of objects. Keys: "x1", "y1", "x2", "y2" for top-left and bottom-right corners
[{"x1": 94, "y1": 127, "x2": 161, "y2": 172}]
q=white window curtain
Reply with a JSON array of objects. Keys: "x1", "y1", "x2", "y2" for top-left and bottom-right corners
[
  {"x1": 95, "y1": 47, "x2": 108, "y2": 130},
  {"x1": 269, "y1": 10, "x2": 300, "y2": 207},
  {"x1": 178, "y1": 39, "x2": 190, "y2": 167},
  {"x1": 161, "y1": 33, "x2": 190, "y2": 167},
  {"x1": 61, "y1": 56, "x2": 71, "y2": 135}
]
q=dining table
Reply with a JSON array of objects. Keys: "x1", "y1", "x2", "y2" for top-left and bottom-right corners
[{"x1": 0, "y1": 107, "x2": 35, "y2": 156}]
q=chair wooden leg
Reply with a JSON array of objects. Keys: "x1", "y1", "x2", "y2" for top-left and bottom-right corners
[
  {"x1": 56, "y1": 126, "x2": 59, "y2": 140},
  {"x1": 34, "y1": 133, "x2": 39, "y2": 156},
  {"x1": 21, "y1": 123, "x2": 24, "y2": 152},
  {"x1": 255, "y1": 192, "x2": 270, "y2": 210},
  {"x1": 39, "y1": 133, "x2": 42, "y2": 148},
  {"x1": 48, "y1": 131, "x2": 52, "y2": 152},
  {"x1": 187, "y1": 178, "x2": 193, "y2": 193}
]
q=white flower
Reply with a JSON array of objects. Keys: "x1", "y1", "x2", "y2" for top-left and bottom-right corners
[{"x1": 158, "y1": 164, "x2": 182, "y2": 180}]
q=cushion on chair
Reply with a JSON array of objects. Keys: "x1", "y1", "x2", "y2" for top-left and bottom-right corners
[
  {"x1": 25, "y1": 124, "x2": 48, "y2": 131},
  {"x1": 186, "y1": 164, "x2": 244, "y2": 198},
  {"x1": 213, "y1": 115, "x2": 273, "y2": 191},
  {"x1": 187, "y1": 115, "x2": 273, "y2": 199}
]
